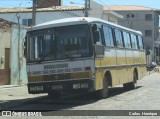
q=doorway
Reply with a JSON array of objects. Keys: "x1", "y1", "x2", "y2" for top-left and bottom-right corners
[{"x1": 5, "y1": 48, "x2": 10, "y2": 85}]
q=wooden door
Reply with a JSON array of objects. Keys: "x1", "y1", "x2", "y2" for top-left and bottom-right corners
[{"x1": 5, "y1": 48, "x2": 10, "y2": 85}]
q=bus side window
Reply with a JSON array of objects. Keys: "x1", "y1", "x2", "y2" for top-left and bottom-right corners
[
  {"x1": 103, "y1": 25, "x2": 114, "y2": 47},
  {"x1": 92, "y1": 24, "x2": 103, "y2": 45},
  {"x1": 114, "y1": 29, "x2": 123, "y2": 48},
  {"x1": 138, "y1": 35, "x2": 144, "y2": 50},
  {"x1": 131, "y1": 34, "x2": 138, "y2": 49},
  {"x1": 123, "y1": 31, "x2": 131, "y2": 49}
]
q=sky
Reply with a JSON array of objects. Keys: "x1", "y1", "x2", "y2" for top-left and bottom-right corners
[{"x1": 0, "y1": 0, "x2": 160, "y2": 9}]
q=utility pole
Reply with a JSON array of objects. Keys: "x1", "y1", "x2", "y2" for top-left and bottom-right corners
[
  {"x1": 16, "y1": 13, "x2": 21, "y2": 85},
  {"x1": 84, "y1": 0, "x2": 90, "y2": 17},
  {"x1": 32, "y1": 0, "x2": 37, "y2": 26},
  {"x1": 158, "y1": 45, "x2": 160, "y2": 64}
]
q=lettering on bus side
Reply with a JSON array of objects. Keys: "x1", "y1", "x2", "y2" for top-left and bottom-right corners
[{"x1": 44, "y1": 64, "x2": 68, "y2": 70}]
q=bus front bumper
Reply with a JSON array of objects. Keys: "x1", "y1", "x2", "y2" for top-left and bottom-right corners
[{"x1": 27, "y1": 79, "x2": 94, "y2": 94}]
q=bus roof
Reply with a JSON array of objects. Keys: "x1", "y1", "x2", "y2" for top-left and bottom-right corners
[{"x1": 30, "y1": 17, "x2": 142, "y2": 35}]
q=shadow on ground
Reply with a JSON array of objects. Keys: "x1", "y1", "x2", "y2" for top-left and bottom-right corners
[{"x1": 0, "y1": 86, "x2": 143, "y2": 111}]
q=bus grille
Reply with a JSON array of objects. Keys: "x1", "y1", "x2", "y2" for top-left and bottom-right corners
[{"x1": 28, "y1": 72, "x2": 91, "y2": 82}]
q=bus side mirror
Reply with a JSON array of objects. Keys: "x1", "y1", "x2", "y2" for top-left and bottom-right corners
[
  {"x1": 146, "y1": 50, "x2": 150, "y2": 55},
  {"x1": 24, "y1": 47, "x2": 26, "y2": 58},
  {"x1": 23, "y1": 37, "x2": 27, "y2": 58}
]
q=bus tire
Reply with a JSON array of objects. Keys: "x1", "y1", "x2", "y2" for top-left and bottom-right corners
[
  {"x1": 123, "y1": 71, "x2": 137, "y2": 90},
  {"x1": 98, "y1": 77, "x2": 109, "y2": 99},
  {"x1": 131, "y1": 71, "x2": 137, "y2": 89}
]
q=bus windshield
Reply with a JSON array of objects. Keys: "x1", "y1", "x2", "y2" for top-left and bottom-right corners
[{"x1": 28, "y1": 24, "x2": 92, "y2": 62}]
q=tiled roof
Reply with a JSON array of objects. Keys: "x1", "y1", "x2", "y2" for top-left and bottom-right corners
[
  {"x1": 0, "y1": 6, "x2": 84, "y2": 13},
  {"x1": 0, "y1": 18, "x2": 13, "y2": 29},
  {"x1": 104, "y1": 5, "x2": 159, "y2": 11}
]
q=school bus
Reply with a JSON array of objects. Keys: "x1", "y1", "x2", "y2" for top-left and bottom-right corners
[{"x1": 26, "y1": 17, "x2": 146, "y2": 99}]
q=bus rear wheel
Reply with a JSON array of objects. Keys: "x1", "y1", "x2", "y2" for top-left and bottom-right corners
[{"x1": 123, "y1": 71, "x2": 137, "y2": 90}]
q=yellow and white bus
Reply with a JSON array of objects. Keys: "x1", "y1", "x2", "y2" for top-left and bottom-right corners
[{"x1": 26, "y1": 17, "x2": 146, "y2": 98}]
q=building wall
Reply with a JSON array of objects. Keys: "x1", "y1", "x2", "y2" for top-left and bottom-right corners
[
  {"x1": 0, "y1": 28, "x2": 11, "y2": 68},
  {"x1": 0, "y1": 23, "x2": 28, "y2": 85},
  {"x1": 37, "y1": 0, "x2": 62, "y2": 8},
  {"x1": 0, "y1": 28, "x2": 11, "y2": 85},
  {"x1": 0, "y1": 1, "x2": 121, "y2": 26},
  {"x1": 10, "y1": 25, "x2": 28, "y2": 85},
  {"x1": 89, "y1": 1, "x2": 120, "y2": 24},
  {"x1": 36, "y1": 11, "x2": 84, "y2": 24},
  {"x1": 0, "y1": 10, "x2": 119, "y2": 25},
  {"x1": 154, "y1": 12, "x2": 160, "y2": 41},
  {"x1": 103, "y1": 13, "x2": 119, "y2": 24},
  {"x1": 89, "y1": 1, "x2": 104, "y2": 19},
  {"x1": 0, "y1": 10, "x2": 84, "y2": 26}
]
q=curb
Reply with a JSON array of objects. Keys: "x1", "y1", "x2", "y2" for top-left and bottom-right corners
[
  {"x1": 0, "y1": 85, "x2": 18, "y2": 89},
  {"x1": 0, "y1": 85, "x2": 26, "y2": 90}
]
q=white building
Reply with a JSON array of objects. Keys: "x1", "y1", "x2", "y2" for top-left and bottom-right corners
[
  {"x1": 89, "y1": 1, "x2": 123, "y2": 24},
  {"x1": 0, "y1": 1, "x2": 123, "y2": 27},
  {"x1": 0, "y1": 19, "x2": 27, "y2": 85}
]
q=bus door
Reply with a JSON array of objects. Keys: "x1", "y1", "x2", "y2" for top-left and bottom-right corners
[
  {"x1": 92, "y1": 24, "x2": 105, "y2": 90},
  {"x1": 92, "y1": 24, "x2": 104, "y2": 59},
  {"x1": 101, "y1": 25, "x2": 117, "y2": 87}
]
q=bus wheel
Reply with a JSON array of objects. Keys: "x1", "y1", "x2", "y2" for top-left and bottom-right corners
[
  {"x1": 123, "y1": 71, "x2": 137, "y2": 90},
  {"x1": 48, "y1": 92, "x2": 61, "y2": 99},
  {"x1": 98, "y1": 77, "x2": 109, "y2": 99}
]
